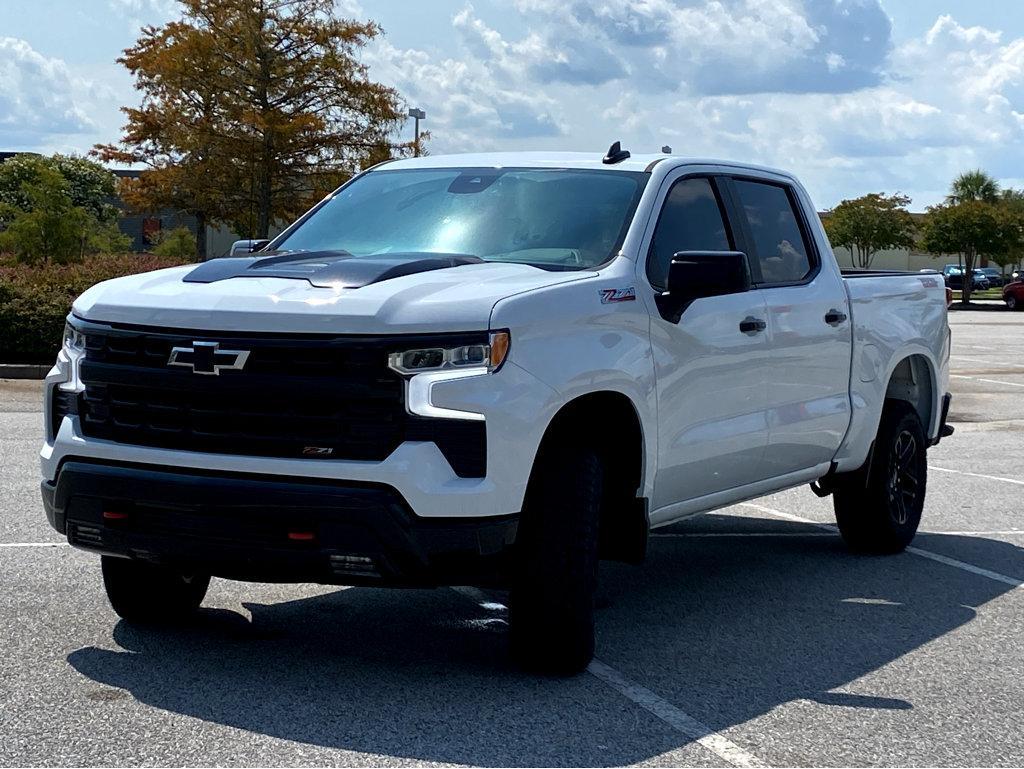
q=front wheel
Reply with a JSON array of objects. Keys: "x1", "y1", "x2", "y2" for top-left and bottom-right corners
[
  {"x1": 1007, "y1": 295, "x2": 1018, "y2": 311},
  {"x1": 509, "y1": 442, "x2": 602, "y2": 675},
  {"x1": 102, "y1": 556, "x2": 210, "y2": 623},
  {"x1": 833, "y1": 401, "x2": 927, "y2": 553}
]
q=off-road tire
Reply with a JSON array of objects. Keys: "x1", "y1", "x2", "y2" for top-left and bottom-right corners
[
  {"x1": 509, "y1": 442, "x2": 602, "y2": 675},
  {"x1": 833, "y1": 401, "x2": 927, "y2": 554},
  {"x1": 102, "y1": 556, "x2": 210, "y2": 623}
]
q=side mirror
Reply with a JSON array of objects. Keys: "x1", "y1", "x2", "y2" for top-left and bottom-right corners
[
  {"x1": 655, "y1": 251, "x2": 752, "y2": 322},
  {"x1": 229, "y1": 239, "x2": 271, "y2": 256}
]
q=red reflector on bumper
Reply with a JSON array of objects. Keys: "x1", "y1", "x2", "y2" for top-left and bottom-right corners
[
  {"x1": 102, "y1": 511, "x2": 129, "y2": 520},
  {"x1": 288, "y1": 531, "x2": 315, "y2": 541}
]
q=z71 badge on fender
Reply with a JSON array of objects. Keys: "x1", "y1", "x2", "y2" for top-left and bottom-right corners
[{"x1": 599, "y1": 287, "x2": 636, "y2": 304}]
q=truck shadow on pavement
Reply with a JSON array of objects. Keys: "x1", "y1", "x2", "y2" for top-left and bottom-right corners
[{"x1": 67, "y1": 515, "x2": 1024, "y2": 766}]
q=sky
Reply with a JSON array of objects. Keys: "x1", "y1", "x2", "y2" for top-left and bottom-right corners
[{"x1": 1, "y1": 0, "x2": 1023, "y2": 209}]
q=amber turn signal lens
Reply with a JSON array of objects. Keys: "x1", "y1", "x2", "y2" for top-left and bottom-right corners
[{"x1": 489, "y1": 331, "x2": 510, "y2": 370}]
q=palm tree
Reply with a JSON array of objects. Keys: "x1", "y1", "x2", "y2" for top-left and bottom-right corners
[{"x1": 946, "y1": 170, "x2": 1000, "y2": 204}]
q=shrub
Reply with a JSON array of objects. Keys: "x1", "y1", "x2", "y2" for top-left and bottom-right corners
[
  {"x1": 0, "y1": 252, "x2": 187, "y2": 364},
  {"x1": 151, "y1": 226, "x2": 197, "y2": 258},
  {"x1": 0, "y1": 153, "x2": 119, "y2": 225},
  {"x1": 0, "y1": 165, "x2": 131, "y2": 264}
]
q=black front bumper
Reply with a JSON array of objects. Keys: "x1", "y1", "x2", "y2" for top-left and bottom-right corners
[{"x1": 42, "y1": 461, "x2": 517, "y2": 587}]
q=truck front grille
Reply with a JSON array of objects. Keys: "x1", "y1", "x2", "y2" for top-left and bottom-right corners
[{"x1": 72, "y1": 321, "x2": 486, "y2": 477}]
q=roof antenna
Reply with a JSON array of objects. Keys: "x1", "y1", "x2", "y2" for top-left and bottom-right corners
[
  {"x1": 662, "y1": 145, "x2": 672, "y2": 154},
  {"x1": 602, "y1": 141, "x2": 631, "y2": 164}
]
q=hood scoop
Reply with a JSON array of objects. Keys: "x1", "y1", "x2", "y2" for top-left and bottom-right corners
[{"x1": 183, "y1": 250, "x2": 485, "y2": 289}]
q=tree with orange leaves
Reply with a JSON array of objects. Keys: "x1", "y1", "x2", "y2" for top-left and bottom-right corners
[{"x1": 96, "y1": 0, "x2": 410, "y2": 257}]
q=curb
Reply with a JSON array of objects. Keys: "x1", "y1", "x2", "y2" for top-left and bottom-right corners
[{"x1": 0, "y1": 364, "x2": 49, "y2": 380}]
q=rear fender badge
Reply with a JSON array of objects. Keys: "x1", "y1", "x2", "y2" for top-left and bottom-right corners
[
  {"x1": 301, "y1": 446, "x2": 335, "y2": 457},
  {"x1": 599, "y1": 287, "x2": 636, "y2": 304}
]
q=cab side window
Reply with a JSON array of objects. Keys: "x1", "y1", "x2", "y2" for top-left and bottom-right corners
[
  {"x1": 732, "y1": 179, "x2": 813, "y2": 285},
  {"x1": 647, "y1": 177, "x2": 732, "y2": 290}
]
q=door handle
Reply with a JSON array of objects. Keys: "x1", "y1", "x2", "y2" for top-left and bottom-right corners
[
  {"x1": 824, "y1": 309, "x2": 848, "y2": 326},
  {"x1": 739, "y1": 316, "x2": 767, "y2": 335}
]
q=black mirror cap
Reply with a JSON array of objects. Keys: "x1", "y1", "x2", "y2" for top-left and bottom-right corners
[{"x1": 656, "y1": 251, "x2": 752, "y2": 323}]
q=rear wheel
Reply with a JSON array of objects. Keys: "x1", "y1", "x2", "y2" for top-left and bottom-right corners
[
  {"x1": 509, "y1": 441, "x2": 602, "y2": 675},
  {"x1": 102, "y1": 556, "x2": 210, "y2": 623},
  {"x1": 833, "y1": 401, "x2": 927, "y2": 554}
]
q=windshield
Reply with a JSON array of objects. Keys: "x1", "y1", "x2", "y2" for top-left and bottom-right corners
[{"x1": 274, "y1": 167, "x2": 647, "y2": 269}]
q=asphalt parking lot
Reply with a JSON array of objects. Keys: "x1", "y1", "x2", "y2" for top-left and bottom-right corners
[{"x1": 2, "y1": 308, "x2": 1023, "y2": 767}]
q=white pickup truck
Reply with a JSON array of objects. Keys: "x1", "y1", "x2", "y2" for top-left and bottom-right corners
[{"x1": 42, "y1": 147, "x2": 952, "y2": 674}]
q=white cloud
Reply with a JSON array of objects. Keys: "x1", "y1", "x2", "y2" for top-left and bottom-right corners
[
  {"x1": 365, "y1": 13, "x2": 566, "y2": 153},
  {"x1": 364, "y1": 6, "x2": 1024, "y2": 207},
  {"x1": 0, "y1": 38, "x2": 96, "y2": 147},
  {"x1": 506, "y1": 0, "x2": 891, "y2": 94},
  {"x1": 5, "y1": 2, "x2": 1021, "y2": 210}
]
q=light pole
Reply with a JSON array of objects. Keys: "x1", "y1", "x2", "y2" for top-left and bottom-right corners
[{"x1": 408, "y1": 107, "x2": 426, "y2": 157}]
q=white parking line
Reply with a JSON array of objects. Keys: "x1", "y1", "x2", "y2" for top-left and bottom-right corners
[
  {"x1": 652, "y1": 532, "x2": 833, "y2": 538},
  {"x1": 904, "y1": 546, "x2": 1023, "y2": 588},
  {"x1": 951, "y1": 373, "x2": 1024, "y2": 388},
  {"x1": 738, "y1": 503, "x2": 1023, "y2": 589},
  {"x1": 587, "y1": 659, "x2": 768, "y2": 768},
  {"x1": 0, "y1": 542, "x2": 68, "y2": 548},
  {"x1": 653, "y1": 530, "x2": 1024, "y2": 538},
  {"x1": 930, "y1": 465, "x2": 1024, "y2": 486},
  {"x1": 450, "y1": 586, "x2": 769, "y2": 768},
  {"x1": 952, "y1": 355, "x2": 1024, "y2": 369}
]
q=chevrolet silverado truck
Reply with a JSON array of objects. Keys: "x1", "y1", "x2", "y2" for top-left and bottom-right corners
[{"x1": 41, "y1": 147, "x2": 953, "y2": 674}]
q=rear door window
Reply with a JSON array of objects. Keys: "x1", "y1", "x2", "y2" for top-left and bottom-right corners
[{"x1": 732, "y1": 180, "x2": 814, "y2": 285}]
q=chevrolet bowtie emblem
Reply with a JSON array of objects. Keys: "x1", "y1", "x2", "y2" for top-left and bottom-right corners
[{"x1": 167, "y1": 341, "x2": 250, "y2": 375}]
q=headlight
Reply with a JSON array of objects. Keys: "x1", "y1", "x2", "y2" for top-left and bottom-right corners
[
  {"x1": 57, "y1": 321, "x2": 87, "y2": 395},
  {"x1": 388, "y1": 331, "x2": 510, "y2": 375},
  {"x1": 63, "y1": 322, "x2": 86, "y2": 352}
]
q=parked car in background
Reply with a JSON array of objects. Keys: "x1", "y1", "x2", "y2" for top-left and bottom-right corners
[
  {"x1": 1003, "y1": 278, "x2": 1024, "y2": 310},
  {"x1": 978, "y1": 267, "x2": 1006, "y2": 288},
  {"x1": 942, "y1": 265, "x2": 990, "y2": 291}
]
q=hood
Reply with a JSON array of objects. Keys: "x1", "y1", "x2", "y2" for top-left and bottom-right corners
[{"x1": 72, "y1": 257, "x2": 595, "y2": 334}]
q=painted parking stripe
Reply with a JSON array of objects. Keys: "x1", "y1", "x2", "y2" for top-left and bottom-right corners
[
  {"x1": 930, "y1": 465, "x2": 1024, "y2": 486},
  {"x1": 0, "y1": 542, "x2": 68, "y2": 548},
  {"x1": 652, "y1": 530, "x2": 1024, "y2": 538},
  {"x1": 951, "y1": 355, "x2": 1024, "y2": 369},
  {"x1": 652, "y1": 532, "x2": 833, "y2": 538},
  {"x1": 450, "y1": 586, "x2": 768, "y2": 768},
  {"x1": 951, "y1": 373, "x2": 1024, "y2": 388},
  {"x1": 739, "y1": 503, "x2": 1023, "y2": 589},
  {"x1": 587, "y1": 659, "x2": 768, "y2": 768}
]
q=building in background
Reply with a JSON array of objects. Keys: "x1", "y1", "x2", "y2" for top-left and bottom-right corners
[{"x1": 112, "y1": 170, "x2": 265, "y2": 259}]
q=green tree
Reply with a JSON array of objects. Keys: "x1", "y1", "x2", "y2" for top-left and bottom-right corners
[
  {"x1": 946, "y1": 169, "x2": 1000, "y2": 204},
  {"x1": 921, "y1": 200, "x2": 1022, "y2": 305},
  {"x1": 0, "y1": 167, "x2": 128, "y2": 264},
  {"x1": 823, "y1": 192, "x2": 917, "y2": 269},
  {"x1": 96, "y1": 0, "x2": 414, "y2": 252},
  {"x1": 151, "y1": 226, "x2": 198, "y2": 258},
  {"x1": 0, "y1": 154, "x2": 120, "y2": 226},
  {"x1": 998, "y1": 189, "x2": 1024, "y2": 274}
]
